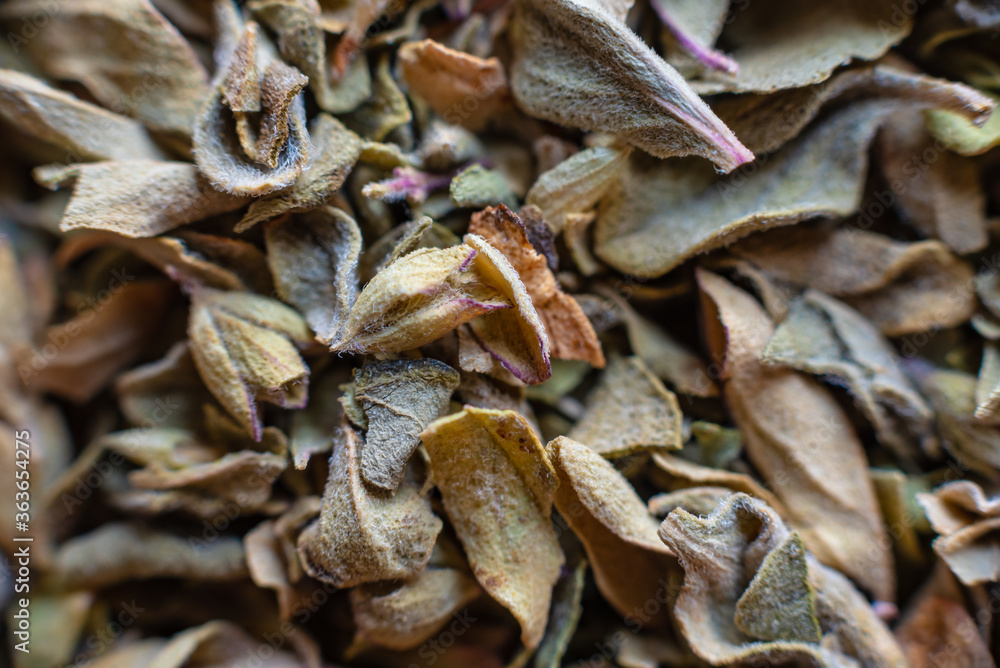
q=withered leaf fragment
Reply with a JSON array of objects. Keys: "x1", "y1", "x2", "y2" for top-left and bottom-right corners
[
  {"x1": 469, "y1": 205, "x2": 603, "y2": 368},
  {"x1": 660, "y1": 494, "x2": 907, "y2": 667},
  {"x1": 450, "y1": 165, "x2": 518, "y2": 210},
  {"x1": 421, "y1": 408, "x2": 563, "y2": 649},
  {"x1": 509, "y1": 0, "x2": 752, "y2": 172},
  {"x1": 762, "y1": 290, "x2": 934, "y2": 459},
  {"x1": 37, "y1": 161, "x2": 246, "y2": 238},
  {"x1": 350, "y1": 568, "x2": 482, "y2": 650},
  {"x1": 332, "y1": 244, "x2": 509, "y2": 354},
  {"x1": 355, "y1": 358, "x2": 459, "y2": 492},
  {"x1": 0, "y1": 69, "x2": 164, "y2": 162},
  {"x1": 188, "y1": 288, "x2": 312, "y2": 441},
  {"x1": 568, "y1": 356, "x2": 682, "y2": 456},
  {"x1": 236, "y1": 114, "x2": 362, "y2": 232},
  {"x1": 0, "y1": 0, "x2": 211, "y2": 135},
  {"x1": 266, "y1": 206, "x2": 363, "y2": 344},
  {"x1": 698, "y1": 270, "x2": 893, "y2": 601},
  {"x1": 533, "y1": 551, "x2": 588, "y2": 668},
  {"x1": 193, "y1": 8, "x2": 310, "y2": 195},
  {"x1": 917, "y1": 481, "x2": 1000, "y2": 586},
  {"x1": 298, "y1": 423, "x2": 442, "y2": 587},
  {"x1": 546, "y1": 436, "x2": 675, "y2": 627},
  {"x1": 651, "y1": 0, "x2": 737, "y2": 76},
  {"x1": 52, "y1": 522, "x2": 248, "y2": 590},
  {"x1": 399, "y1": 39, "x2": 511, "y2": 131},
  {"x1": 896, "y1": 594, "x2": 996, "y2": 668}
]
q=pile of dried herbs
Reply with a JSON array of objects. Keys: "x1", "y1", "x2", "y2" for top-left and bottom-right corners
[{"x1": 3, "y1": 0, "x2": 1000, "y2": 666}]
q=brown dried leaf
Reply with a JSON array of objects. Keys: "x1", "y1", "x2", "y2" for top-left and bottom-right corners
[
  {"x1": 236, "y1": 114, "x2": 362, "y2": 232},
  {"x1": 116, "y1": 342, "x2": 217, "y2": 430},
  {"x1": 37, "y1": 161, "x2": 246, "y2": 238},
  {"x1": 567, "y1": 356, "x2": 681, "y2": 456},
  {"x1": 333, "y1": 244, "x2": 510, "y2": 354},
  {"x1": 52, "y1": 522, "x2": 248, "y2": 590},
  {"x1": 266, "y1": 206, "x2": 362, "y2": 344},
  {"x1": 188, "y1": 288, "x2": 312, "y2": 441},
  {"x1": 330, "y1": 0, "x2": 397, "y2": 78},
  {"x1": 399, "y1": 39, "x2": 511, "y2": 131},
  {"x1": 546, "y1": 436, "x2": 675, "y2": 627},
  {"x1": 350, "y1": 568, "x2": 482, "y2": 650},
  {"x1": 509, "y1": 0, "x2": 753, "y2": 172},
  {"x1": 524, "y1": 145, "x2": 631, "y2": 235},
  {"x1": 762, "y1": 290, "x2": 934, "y2": 459},
  {"x1": 20, "y1": 280, "x2": 174, "y2": 402},
  {"x1": 0, "y1": 69, "x2": 164, "y2": 162},
  {"x1": 355, "y1": 358, "x2": 459, "y2": 492},
  {"x1": 917, "y1": 481, "x2": 1000, "y2": 586},
  {"x1": 650, "y1": 453, "x2": 786, "y2": 515},
  {"x1": 732, "y1": 226, "x2": 977, "y2": 337},
  {"x1": 896, "y1": 595, "x2": 995, "y2": 668},
  {"x1": 0, "y1": 0, "x2": 211, "y2": 135},
  {"x1": 660, "y1": 494, "x2": 907, "y2": 667},
  {"x1": 469, "y1": 205, "x2": 604, "y2": 368},
  {"x1": 697, "y1": 269, "x2": 893, "y2": 601},
  {"x1": 298, "y1": 422, "x2": 442, "y2": 587},
  {"x1": 421, "y1": 407, "x2": 563, "y2": 648}
]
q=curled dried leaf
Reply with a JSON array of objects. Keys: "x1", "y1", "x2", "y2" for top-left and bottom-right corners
[
  {"x1": 697, "y1": 269, "x2": 893, "y2": 601},
  {"x1": 568, "y1": 356, "x2": 682, "y2": 456},
  {"x1": 355, "y1": 358, "x2": 459, "y2": 492},
  {"x1": 266, "y1": 206, "x2": 363, "y2": 344},
  {"x1": 917, "y1": 481, "x2": 1000, "y2": 586},
  {"x1": 188, "y1": 288, "x2": 312, "y2": 441},
  {"x1": 546, "y1": 436, "x2": 675, "y2": 627},
  {"x1": 509, "y1": 0, "x2": 753, "y2": 171},
  {"x1": 421, "y1": 407, "x2": 563, "y2": 649},
  {"x1": 297, "y1": 423, "x2": 442, "y2": 587}
]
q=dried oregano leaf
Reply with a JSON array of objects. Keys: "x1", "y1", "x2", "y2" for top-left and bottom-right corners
[
  {"x1": 688, "y1": 0, "x2": 911, "y2": 94},
  {"x1": 450, "y1": 165, "x2": 518, "y2": 210},
  {"x1": 236, "y1": 114, "x2": 362, "y2": 232},
  {"x1": 19, "y1": 280, "x2": 174, "y2": 402},
  {"x1": 896, "y1": 594, "x2": 996, "y2": 668},
  {"x1": 266, "y1": 206, "x2": 362, "y2": 344},
  {"x1": 659, "y1": 494, "x2": 907, "y2": 667},
  {"x1": 649, "y1": 453, "x2": 787, "y2": 516},
  {"x1": 697, "y1": 270, "x2": 893, "y2": 601},
  {"x1": 651, "y1": 0, "x2": 736, "y2": 76},
  {"x1": 0, "y1": 0, "x2": 210, "y2": 136},
  {"x1": 193, "y1": 5, "x2": 310, "y2": 195},
  {"x1": 469, "y1": 205, "x2": 604, "y2": 368},
  {"x1": 332, "y1": 244, "x2": 509, "y2": 354},
  {"x1": 917, "y1": 481, "x2": 1000, "y2": 586},
  {"x1": 355, "y1": 358, "x2": 460, "y2": 492},
  {"x1": 36, "y1": 161, "x2": 245, "y2": 238},
  {"x1": 298, "y1": 423, "x2": 442, "y2": 587},
  {"x1": 350, "y1": 568, "x2": 482, "y2": 650},
  {"x1": 762, "y1": 290, "x2": 934, "y2": 459},
  {"x1": 878, "y1": 112, "x2": 987, "y2": 254},
  {"x1": 464, "y1": 234, "x2": 552, "y2": 384},
  {"x1": 421, "y1": 407, "x2": 563, "y2": 648},
  {"x1": 532, "y1": 551, "x2": 587, "y2": 668},
  {"x1": 290, "y1": 367, "x2": 349, "y2": 470},
  {"x1": 399, "y1": 39, "x2": 511, "y2": 131},
  {"x1": 188, "y1": 288, "x2": 312, "y2": 441},
  {"x1": 0, "y1": 69, "x2": 164, "y2": 162},
  {"x1": 976, "y1": 342, "x2": 1000, "y2": 420},
  {"x1": 344, "y1": 52, "x2": 412, "y2": 142},
  {"x1": 927, "y1": 91, "x2": 1000, "y2": 155},
  {"x1": 546, "y1": 436, "x2": 675, "y2": 627},
  {"x1": 52, "y1": 522, "x2": 248, "y2": 590},
  {"x1": 524, "y1": 145, "x2": 631, "y2": 235},
  {"x1": 567, "y1": 356, "x2": 682, "y2": 456},
  {"x1": 509, "y1": 0, "x2": 753, "y2": 172}
]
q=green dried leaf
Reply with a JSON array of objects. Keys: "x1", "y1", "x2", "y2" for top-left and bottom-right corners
[
  {"x1": 344, "y1": 52, "x2": 412, "y2": 141},
  {"x1": 568, "y1": 356, "x2": 682, "y2": 456},
  {"x1": 533, "y1": 551, "x2": 587, "y2": 668},
  {"x1": 266, "y1": 206, "x2": 362, "y2": 344},
  {"x1": 36, "y1": 161, "x2": 246, "y2": 238},
  {"x1": 509, "y1": 0, "x2": 753, "y2": 171},
  {"x1": 298, "y1": 422, "x2": 442, "y2": 587},
  {"x1": 450, "y1": 164, "x2": 518, "y2": 210},
  {"x1": 355, "y1": 358, "x2": 459, "y2": 492},
  {"x1": 188, "y1": 288, "x2": 312, "y2": 441},
  {"x1": 421, "y1": 407, "x2": 563, "y2": 649}
]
